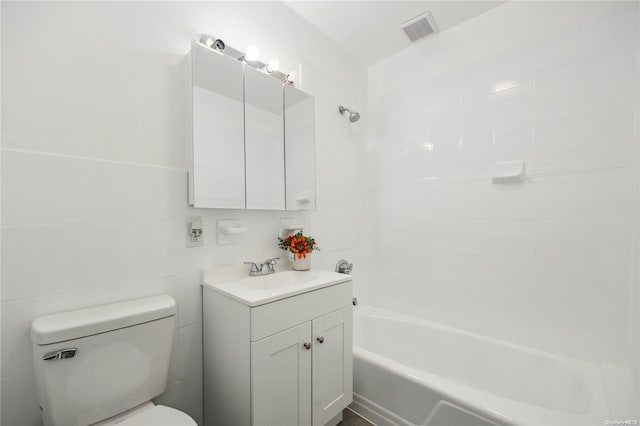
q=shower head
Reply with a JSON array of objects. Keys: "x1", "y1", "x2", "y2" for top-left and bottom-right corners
[{"x1": 339, "y1": 105, "x2": 360, "y2": 123}]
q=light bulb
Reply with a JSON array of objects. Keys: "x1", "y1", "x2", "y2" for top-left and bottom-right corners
[
  {"x1": 267, "y1": 58, "x2": 280, "y2": 73},
  {"x1": 245, "y1": 45, "x2": 260, "y2": 62},
  {"x1": 286, "y1": 70, "x2": 296, "y2": 84}
]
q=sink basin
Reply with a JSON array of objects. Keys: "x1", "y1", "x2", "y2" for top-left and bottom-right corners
[
  {"x1": 236, "y1": 271, "x2": 319, "y2": 290},
  {"x1": 202, "y1": 268, "x2": 350, "y2": 306}
]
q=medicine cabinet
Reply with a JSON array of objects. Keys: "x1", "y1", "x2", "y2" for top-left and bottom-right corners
[{"x1": 188, "y1": 41, "x2": 316, "y2": 211}]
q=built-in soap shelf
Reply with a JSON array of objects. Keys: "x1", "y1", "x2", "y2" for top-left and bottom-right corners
[
  {"x1": 217, "y1": 219, "x2": 247, "y2": 245},
  {"x1": 492, "y1": 160, "x2": 525, "y2": 183},
  {"x1": 280, "y1": 218, "x2": 304, "y2": 239}
]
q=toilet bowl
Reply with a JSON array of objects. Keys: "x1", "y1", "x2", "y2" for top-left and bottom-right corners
[{"x1": 31, "y1": 295, "x2": 196, "y2": 426}]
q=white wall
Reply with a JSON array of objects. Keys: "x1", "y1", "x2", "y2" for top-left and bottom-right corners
[
  {"x1": 0, "y1": 2, "x2": 367, "y2": 425},
  {"x1": 634, "y1": 0, "x2": 640, "y2": 402},
  {"x1": 367, "y1": 0, "x2": 639, "y2": 372}
]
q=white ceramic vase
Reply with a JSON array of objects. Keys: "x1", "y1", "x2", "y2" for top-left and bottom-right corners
[{"x1": 291, "y1": 253, "x2": 312, "y2": 271}]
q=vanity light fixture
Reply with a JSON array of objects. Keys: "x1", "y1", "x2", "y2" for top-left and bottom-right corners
[
  {"x1": 245, "y1": 45, "x2": 260, "y2": 62},
  {"x1": 198, "y1": 34, "x2": 292, "y2": 83},
  {"x1": 200, "y1": 35, "x2": 214, "y2": 48},
  {"x1": 201, "y1": 36, "x2": 213, "y2": 48},
  {"x1": 200, "y1": 35, "x2": 225, "y2": 51},
  {"x1": 285, "y1": 70, "x2": 296, "y2": 85},
  {"x1": 266, "y1": 58, "x2": 280, "y2": 73}
]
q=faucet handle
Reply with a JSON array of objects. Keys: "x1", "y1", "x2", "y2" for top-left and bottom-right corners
[
  {"x1": 244, "y1": 261, "x2": 260, "y2": 274},
  {"x1": 335, "y1": 259, "x2": 353, "y2": 274},
  {"x1": 263, "y1": 257, "x2": 278, "y2": 272}
]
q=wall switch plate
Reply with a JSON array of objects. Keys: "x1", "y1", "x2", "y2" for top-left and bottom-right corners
[{"x1": 187, "y1": 216, "x2": 204, "y2": 248}]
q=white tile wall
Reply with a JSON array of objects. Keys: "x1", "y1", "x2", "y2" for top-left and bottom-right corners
[
  {"x1": 0, "y1": 372, "x2": 41, "y2": 426},
  {"x1": 367, "y1": 0, "x2": 640, "y2": 370},
  {"x1": 1, "y1": 1, "x2": 367, "y2": 425},
  {"x1": 633, "y1": 0, "x2": 640, "y2": 397}
]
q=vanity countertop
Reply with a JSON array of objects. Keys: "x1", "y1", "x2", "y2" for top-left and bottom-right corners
[{"x1": 202, "y1": 266, "x2": 351, "y2": 307}]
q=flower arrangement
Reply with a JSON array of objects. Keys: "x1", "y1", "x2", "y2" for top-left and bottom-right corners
[{"x1": 277, "y1": 232, "x2": 320, "y2": 259}]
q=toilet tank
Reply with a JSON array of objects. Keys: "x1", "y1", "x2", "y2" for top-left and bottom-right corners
[{"x1": 30, "y1": 295, "x2": 177, "y2": 426}]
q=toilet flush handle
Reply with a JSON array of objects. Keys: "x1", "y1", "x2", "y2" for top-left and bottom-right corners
[{"x1": 43, "y1": 348, "x2": 77, "y2": 361}]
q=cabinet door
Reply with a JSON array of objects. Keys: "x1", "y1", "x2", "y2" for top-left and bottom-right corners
[
  {"x1": 312, "y1": 307, "x2": 353, "y2": 425},
  {"x1": 251, "y1": 322, "x2": 312, "y2": 426},
  {"x1": 190, "y1": 41, "x2": 245, "y2": 208},
  {"x1": 284, "y1": 84, "x2": 316, "y2": 211},
  {"x1": 244, "y1": 66, "x2": 285, "y2": 210}
]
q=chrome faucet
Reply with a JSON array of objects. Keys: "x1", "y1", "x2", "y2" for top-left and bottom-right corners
[
  {"x1": 244, "y1": 258, "x2": 279, "y2": 277},
  {"x1": 263, "y1": 258, "x2": 278, "y2": 273}
]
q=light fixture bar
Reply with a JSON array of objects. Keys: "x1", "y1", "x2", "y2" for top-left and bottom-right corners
[{"x1": 199, "y1": 34, "x2": 292, "y2": 84}]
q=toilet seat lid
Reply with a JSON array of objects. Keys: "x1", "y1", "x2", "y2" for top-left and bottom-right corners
[{"x1": 118, "y1": 405, "x2": 197, "y2": 426}]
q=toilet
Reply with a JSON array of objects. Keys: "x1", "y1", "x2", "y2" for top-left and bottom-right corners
[{"x1": 30, "y1": 295, "x2": 197, "y2": 426}]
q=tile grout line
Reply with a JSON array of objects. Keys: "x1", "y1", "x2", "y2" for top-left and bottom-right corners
[{"x1": 1, "y1": 147, "x2": 186, "y2": 171}]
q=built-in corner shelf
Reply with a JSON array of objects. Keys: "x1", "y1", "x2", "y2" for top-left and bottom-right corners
[{"x1": 493, "y1": 160, "x2": 526, "y2": 183}]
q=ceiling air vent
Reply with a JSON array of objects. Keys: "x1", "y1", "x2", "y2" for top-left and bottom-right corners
[{"x1": 401, "y1": 12, "x2": 438, "y2": 42}]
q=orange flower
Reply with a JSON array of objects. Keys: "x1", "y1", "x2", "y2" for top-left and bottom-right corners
[
  {"x1": 277, "y1": 232, "x2": 319, "y2": 258},
  {"x1": 290, "y1": 237, "x2": 309, "y2": 259}
]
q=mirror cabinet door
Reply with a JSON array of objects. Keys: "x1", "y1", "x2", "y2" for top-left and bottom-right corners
[
  {"x1": 284, "y1": 85, "x2": 316, "y2": 211},
  {"x1": 244, "y1": 66, "x2": 285, "y2": 210},
  {"x1": 190, "y1": 43, "x2": 245, "y2": 208}
]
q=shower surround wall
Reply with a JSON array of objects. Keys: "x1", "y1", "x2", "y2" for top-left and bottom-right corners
[
  {"x1": 0, "y1": 2, "x2": 367, "y2": 425},
  {"x1": 367, "y1": 0, "x2": 640, "y2": 385}
]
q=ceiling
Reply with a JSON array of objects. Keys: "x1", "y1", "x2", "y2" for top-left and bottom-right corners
[{"x1": 284, "y1": 1, "x2": 506, "y2": 65}]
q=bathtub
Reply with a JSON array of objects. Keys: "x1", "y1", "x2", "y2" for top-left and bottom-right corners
[{"x1": 349, "y1": 307, "x2": 629, "y2": 426}]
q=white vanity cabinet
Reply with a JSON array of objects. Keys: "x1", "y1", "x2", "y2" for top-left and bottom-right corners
[
  {"x1": 202, "y1": 271, "x2": 353, "y2": 426},
  {"x1": 252, "y1": 306, "x2": 352, "y2": 426}
]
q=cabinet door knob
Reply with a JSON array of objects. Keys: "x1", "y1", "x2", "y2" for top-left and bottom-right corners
[
  {"x1": 316, "y1": 336, "x2": 325, "y2": 344},
  {"x1": 303, "y1": 342, "x2": 311, "y2": 350}
]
